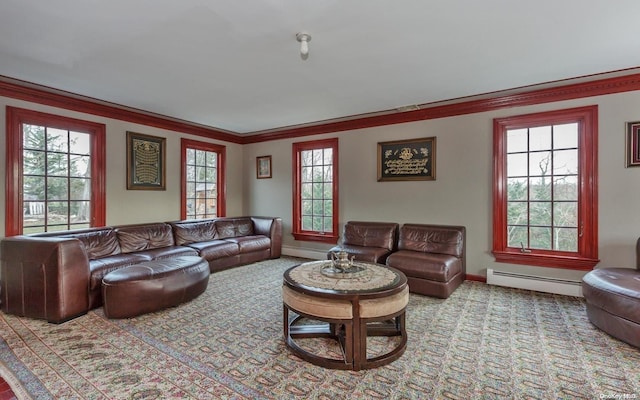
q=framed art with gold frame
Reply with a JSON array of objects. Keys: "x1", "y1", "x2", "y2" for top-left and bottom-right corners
[
  {"x1": 126, "y1": 131, "x2": 166, "y2": 190},
  {"x1": 377, "y1": 137, "x2": 436, "y2": 181}
]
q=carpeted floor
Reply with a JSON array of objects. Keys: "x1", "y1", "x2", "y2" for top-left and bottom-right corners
[{"x1": 0, "y1": 256, "x2": 638, "y2": 399}]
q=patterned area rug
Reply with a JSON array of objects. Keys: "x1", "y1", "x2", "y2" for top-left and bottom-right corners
[{"x1": 0, "y1": 257, "x2": 638, "y2": 399}]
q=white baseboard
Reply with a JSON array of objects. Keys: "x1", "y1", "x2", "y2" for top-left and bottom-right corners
[
  {"x1": 487, "y1": 268, "x2": 583, "y2": 297},
  {"x1": 282, "y1": 246, "x2": 326, "y2": 260}
]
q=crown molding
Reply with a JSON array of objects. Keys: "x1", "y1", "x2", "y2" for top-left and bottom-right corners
[
  {"x1": 3, "y1": 72, "x2": 640, "y2": 145},
  {"x1": 242, "y1": 72, "x2": 640, "y2": 143},
  {"x1": 0, "y1": 76, "x2": 243, "y2": 144}
]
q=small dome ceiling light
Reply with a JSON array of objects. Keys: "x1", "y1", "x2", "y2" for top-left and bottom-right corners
[{"x1": 296, "y1": 32, "x2": 311, "y2": 61}]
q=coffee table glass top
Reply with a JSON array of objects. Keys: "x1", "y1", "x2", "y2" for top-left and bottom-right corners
[{"x1": 286, "y1": 260, "x2": 401, "y2": 292}]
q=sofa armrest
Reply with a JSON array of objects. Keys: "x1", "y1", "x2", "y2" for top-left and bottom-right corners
[
  {"x1": 252, "y1": 217, "x2": 283, "y2": 258},
  {"x1": 1, "y1": 236, "x2": 90, "y2": 323}
]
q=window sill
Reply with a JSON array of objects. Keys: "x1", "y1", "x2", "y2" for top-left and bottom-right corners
[
  {"x1": 292, "y1": 232, "x2": 339, "y2": 244},
  {"x1": 493, "y1": 251, "x2": 599, "y2": 270}
]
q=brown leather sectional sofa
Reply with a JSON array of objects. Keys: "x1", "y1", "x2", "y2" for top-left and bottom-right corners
[
  {"x1": 329, "y1": 221, "x2": 466, "y2": 298},
  {"x1": 0, "y1": 216, "x2": 282, "y2": 323}
]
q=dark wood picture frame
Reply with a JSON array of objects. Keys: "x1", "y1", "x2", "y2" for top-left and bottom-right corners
[
  {"x1": 126, "y1": 131, "x2": 166, "y2": 190},
  {"x1": 377, "y1": 137, "x2": 436, "y2": 181},
  {"x1": 626, "y1": 121, "x2": 640, "y2": 167},
  {"x1": 256, "y1": 155, "x2": 272, "y2": 179}
]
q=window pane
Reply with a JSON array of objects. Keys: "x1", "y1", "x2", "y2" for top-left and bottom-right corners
[
  {"x1": 529, "y1": 126, "x2": 551, "y2": 151},
  {"x1": 302, "y1": 216, "x2": 313, "y2": 230},
  {"x1": 301, "y1": 150, "x2": 313, "y2": 167},
  {"x1": 554, "y1": 175, "x2": 577, "y2": 201},
  {"x1": 301, "y1": 183, "x2": 312, "y2": 199},
  {"x1": 324, "y1": 200, "x2": 333, "y2": 216},
  {"x1": 47, "y1": 153, "x2": 68, "y2": 176},
  {"x1": 23, "y1": 124, "x2": 45, "y2": 150},
  {"x1": 323, "y1": 183, "x2": 333, "y2": 199},
  {"x1": 47, "y1": 177, "x2": 68, "y2": 200},
  {"x1": 555, "y1": 228, "x2": 578, "y2": 252},
  {"x1": 530, "y1": 227, "x2": 552, "y2": 250},
  {"x1": 47, "y1": 128, "x2": 68, "y2": 152},
  {"x1": 507, "y1": 226, "x2": 528, "y2": 248},
  {"x1": 553, "y1": 149, "x2": 578, "y2": 175},
  {"x1": 507, "y1": 178, "x2": 528, "y2": 201},
  {"x1": 186, "y1": 182, "x2": 196, "y2": 198},
  {"x1": 312, "y1": 183, "x2": 323, "y2": 198},
  {"x1": 70, "y1": 155, "x2": 91, "y2": 177},
  {"x1": 323, "y1": 148, "x2": 333, "y2": 164},
  {"x1": 23, "y1": 150, "x2": 45, "y2": 175},
  {"x1": 186, "y1": 165, "x2": 196, "y2": 181},
  {"x1": 554, "y1": 202, "x2": 578, "y2": 227},
  {"x1": 507, "y1": 201, "x2": 527, "y2": 225},
  {"x1": 186, "y1": 148, "x2": 196, "y2": 164},
  {"x1": 553, "y1": 123, "x2": 578, "y2": 149},
  {"x1": 302, "y1": 200, "x2": 312, "y2": 215},
  {"x1": 312, "y1": 166, "x2": 323, "y2": 182},
  {"x1": 507, "y1": 153, "x2": 528, "y2": 177},
  {"x1": 71, "y1": 201, "x2": 90, "y2": 223},
  {"x1": 530, "y1": 201, "x2": 551, "y2": 226},
  {"x1": 312, "y1": 200, "x2": 323, "y2": 215},
  {"x1": 70, "y1": 178, "x2": 90, "y2": 200},
  {"x1": 529, "y1": 177, "x2": 551, "y2": 201},
  {"x1": 206, "y1": 152, "x2": 217, "y2": 167},
  {"x1": 529, "y1": 151, "x2": 551, "y2": 177},
  {"x1": 23, "y1": 176, "x2": 45, "y2": 200},
  {"x1": 324, "y1": 217, "x2": 333, "y2": 233},
  {"x1": 69, "y1": 132, "x2": 90, "y2": 155},
  {"x1": 507, "y1": 128, "x2": 528, "y2": 153},
  {"x1": 312, "y1": 216, "x2": 323, "y2": 231},
  {"x1": 47, "y1": 202, "x2": 68, "y2": 224},
  {"x1": 312, "y1": 149, "x2": 323, "y2": 166},
  {"x1": 302, "y1": 167, "x2": 313, "y2": 182}
]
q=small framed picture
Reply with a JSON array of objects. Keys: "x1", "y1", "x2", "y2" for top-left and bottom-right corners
[
  {"x1": 626, "y1": 121, "x2": 640, "y2": 167},
  {"x1": 256, "y1": 155, "x2": 272, "y2": 179}
]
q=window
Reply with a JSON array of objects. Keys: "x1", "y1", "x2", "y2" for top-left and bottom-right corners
[
  {"x1": 181, "y1": 139, "x2": 226, "y2": 219},
  {"x1": 292, "y1": 138, "x2": 339, "y2": 243},
  {"x1": 5, "y1": 107, "x2": 106, "y2": 236},
  {"x1": 492, "y1": 106, "x2": 598, "y2": 270}
]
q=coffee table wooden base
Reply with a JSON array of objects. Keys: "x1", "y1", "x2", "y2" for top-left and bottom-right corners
[{"x1": 283, "y1": 300, "x2": 407, "y2": 371}]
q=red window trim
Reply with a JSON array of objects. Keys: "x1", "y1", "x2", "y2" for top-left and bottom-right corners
[
  {"x1": 5, "y1": 106, "x2": 106, "y2": 236},
  {"x1": 492, "y1": 105, "x2": 599, "y2": 270},
  {"x1": 180, "y1": 138, "x2": 226, "y2": 219},
  {"x1": 292, "y1": 138, "x2": 339, "y2": 244}
]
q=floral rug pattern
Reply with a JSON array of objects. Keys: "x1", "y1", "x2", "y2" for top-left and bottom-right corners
[{"x1": 0, "y1": 257, "x2": 638, "y2": 399}]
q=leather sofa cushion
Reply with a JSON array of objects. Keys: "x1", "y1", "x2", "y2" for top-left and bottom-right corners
[
  {"x1": 187, "y1": 240, "x2": 240, "y2": 260},
  {"x1": 134, "y1": 246, "x2": 199, "y2": 260},
  {"x1": 398, "y1": 225, "x2": 463, "y2": 257},
  {"x1": 216, "y1": 219, "x2": 254, "y2": 238},
  {"x1": 387, "y1": 250, "x2": 462, "y2": 282},
  {"x1": 343, "y1": 222, "x2": 397, "y2": 250},
  {"x1": 328, "y1": 244, "x2": 392, "y2": 264},
  {"x1": 62, "y1": 228, "x2": 121, "y2": 260},
  {"x1": 224, "y1": 236, "x2": 271, "y2": 253},
  {"x1": 170, "y1": 220, "x2": 217, "y2": 245},
  {"x1": 116, "y1": 223, "x2": 174, "y2": 253}
]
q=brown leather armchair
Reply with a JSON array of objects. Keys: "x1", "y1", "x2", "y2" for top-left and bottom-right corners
[{"x1": 582, "y1": 239, "x2": 640, "y2": 348}]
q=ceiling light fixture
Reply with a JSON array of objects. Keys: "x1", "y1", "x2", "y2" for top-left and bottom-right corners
[{"x1": 296, "y1": 32, "x2": 311, "y2": 60}]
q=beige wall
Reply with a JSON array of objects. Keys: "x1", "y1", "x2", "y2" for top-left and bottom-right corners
[
  {"x1": 244, "y1": 91, "x2": 640, "y2": 281},
  {"x1": 3, "y1": 89, "x2": 640, "y2": 282},
  {"x1": 0, "y1": 97, "x2": 245, "y2": 231}
]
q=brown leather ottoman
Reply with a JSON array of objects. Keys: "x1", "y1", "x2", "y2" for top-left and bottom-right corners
[
  {"x1": 102, "y1": 256, "x2": 209, "y2": 319},
  {"x1": 582, "y1": 268, "x2": 640, "y2": 348}
]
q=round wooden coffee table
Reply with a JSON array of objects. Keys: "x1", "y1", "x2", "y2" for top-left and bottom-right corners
[{"x1": 282, "y1": 260, "x2": 408, "y2": 371}]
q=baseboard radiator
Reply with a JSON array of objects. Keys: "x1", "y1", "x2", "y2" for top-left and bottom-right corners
[{"x1": 486, "y1": 268, "x2": 583, "y2": 297}]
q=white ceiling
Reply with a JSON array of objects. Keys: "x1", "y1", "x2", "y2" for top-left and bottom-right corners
[{"x1": 2, "y1": 0, "x2": 640, "y2": 135}]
